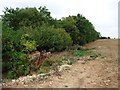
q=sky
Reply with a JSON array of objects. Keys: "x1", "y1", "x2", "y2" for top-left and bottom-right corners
[{"x1": 0, "y1": 0, "x2": 119, "y2": 38}]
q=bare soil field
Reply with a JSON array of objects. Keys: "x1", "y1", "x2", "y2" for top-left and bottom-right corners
[{"x1": 2, "y1": 39, "x2": 118, "y2": 88}]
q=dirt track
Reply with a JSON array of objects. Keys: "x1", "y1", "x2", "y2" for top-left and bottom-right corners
[{"x1": 2, "y1": 39, "x2": 118, "y2": 88}]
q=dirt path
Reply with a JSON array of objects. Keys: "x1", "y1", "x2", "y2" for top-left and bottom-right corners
[{"x1": 2, "y1": 39, "x2": 118, "y2": 88}]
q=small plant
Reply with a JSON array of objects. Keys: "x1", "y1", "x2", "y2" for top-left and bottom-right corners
[
  {"x1": 62, "y1": 57, "x2": 77, "y2": 65},
  {"x1": 67, "y1": 58, "x2": 77, "y2": 65},
  {"x1": 90, "y1": 53, "x2": 101, "y2": 60},
  {"x1": 71, "y1": 48, "x2": 88, "y2": 58},
  {"x1": 37, "y1": 66, "x2": 50, "y2": 74},
  {"x1": 37, "y1": 57, "x2": 63, "y2": 74}
]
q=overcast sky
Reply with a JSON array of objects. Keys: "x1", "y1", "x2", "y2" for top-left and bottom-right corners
[{"x1": 0, "y1": 0, "x2": 119, "y2": 38}]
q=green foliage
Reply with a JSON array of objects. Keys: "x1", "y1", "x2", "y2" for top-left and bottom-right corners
[
  {"x1": 74, "y1": 14, "x2": 99, "y2": 45},
  {"x1": 20, "y1": 33, "x2": 37, "y2": 53},
  {"x1": 2, "y1": 25, "x2": 37, "y2": 79},
  {"x1": 62, "y1": 16, "x2": 80, "y2": 44},
  {"x1": 36, "y1": 27, "x2": 72, "y2": 51},
  {"x1": 100, "y1": 37, "x2": 110, "y2": 39},
  {"x1": 71, "y1": 49, "x2": 88, "y2": 58},
  {"x1": 6, "y1": 51, "x2": 30, "y2": 79},
  {"x1": 89, "y1": 52, "x2": 101, "y2": 60},
  {"x1": 62, "y1": 57, "x2": 77, "y2": 65},
  {"x1": 2, "y1": 7, "x2": 52, "y2": 30},
  {"x1": 2, "y1": 6, "x2": 100, "y2": 79},
  {"x1": 55, "y1": 14, "x2": 99, "y2": 45}
]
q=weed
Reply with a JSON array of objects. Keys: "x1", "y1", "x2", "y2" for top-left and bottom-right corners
[
  {"x1": 62, "y1": 57, "x2": 77, "y2": 65},
  {"x1": 37, "y1": 57, "x2": 63, "y2": 74},
  {"x1": 67, "y1": 58, "x2": 77, "y2": 65},
  {"x1": 90, "y1": 52, "x2": 101, "y2": 60},
  {"x1": 71, "y1": 48, "x2": 88, "y2": 58}
]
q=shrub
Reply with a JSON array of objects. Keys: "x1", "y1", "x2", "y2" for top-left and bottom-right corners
[
  {"x1": 71, "y1": 49, "x2": 88, "y2": 58},
  {"x1": 100, "y1": 37, "x2": 108, "y2": 39},
  {"x1": 2, "y1": 25, "x2": 72, "y2": 79},
  {"x1": 2, "y1": 6, "x2": 100, "y2": 79},
  {"x1": 36, "y1": 27, "x2": 72, "y2": 52},
  {"x1": 2, "y1": 26, "x2": 37, "y2": 79}
]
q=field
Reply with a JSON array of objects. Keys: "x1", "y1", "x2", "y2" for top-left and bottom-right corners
[{"x1": 2, "y1": 39, "x2": 118, "y2": 88}]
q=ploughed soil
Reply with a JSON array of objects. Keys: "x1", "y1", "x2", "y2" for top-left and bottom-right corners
[{"x1": 2, "y1": 39, "x2": 118, "y2": 88}]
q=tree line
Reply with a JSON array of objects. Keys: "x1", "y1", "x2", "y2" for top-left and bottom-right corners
[{"x1": 2, "y1": 6, "x2": 99, "y2": 79}]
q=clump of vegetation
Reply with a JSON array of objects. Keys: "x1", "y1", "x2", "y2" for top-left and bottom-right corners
[
  {"x1": 2, "y1": 6, "x2": 100, "y2": 79},
  {"x1": 71, "y1": 49, "x2": 88, "y2": 57},
  {"x1": 100, "y1": 37, "x2": 111, "y2": 39},
  {"x1": 63, "y1": 57, "x2": 77, "y2": 65},
  {"x1": 37, "y1": 55, "x2": 63, "y2": 74},
  {"x1": 36, "y1": 27, "x2": 72, "y2": 52},
  {"x1": 90, "y1": 52, "x2": 101, "y2": 60},
  {"x1": 60, "y1": 14, "x2": 99, "y2": 45},
  {"x1": 2, "y1": 26, "x2": 36, "y2": 79},
  {"x1": 37, "y1": 49, "x2": 88, "y2": 74}
]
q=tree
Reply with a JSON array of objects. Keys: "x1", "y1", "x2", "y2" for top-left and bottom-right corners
[
  {"x1": 60, "y1": 16, "x2": 80, "y2": 44},
  {"x1": 73, "y1": 14, "x2": 99, "y2": 45},
  {"x1": 2, "y1": 7, "x2": 53, "y2": 30}
]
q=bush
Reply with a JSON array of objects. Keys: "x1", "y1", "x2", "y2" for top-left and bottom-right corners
[
  {"x1": 71, "y1": 49, "x2": 88, "y2": 57},
  {"x1": 36, "y1": 27, "x2": 72, "y2": 52},
  {"x1": 100, "y1": 37, "x2": 108, "y2": 39},
  {"x1": 2, "y1": 6, "x2": 100, "y2": 79},
  {"x1": 2, "y1": 26, "x2": 37, "y2": 79},
  {"x1": 2, "y1": 25, "x2": 72, "y2": 79}
]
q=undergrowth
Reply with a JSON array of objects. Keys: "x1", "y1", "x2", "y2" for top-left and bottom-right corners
[{"x1": 37, "y1": 48, "x2": 89, "y2": 74}]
